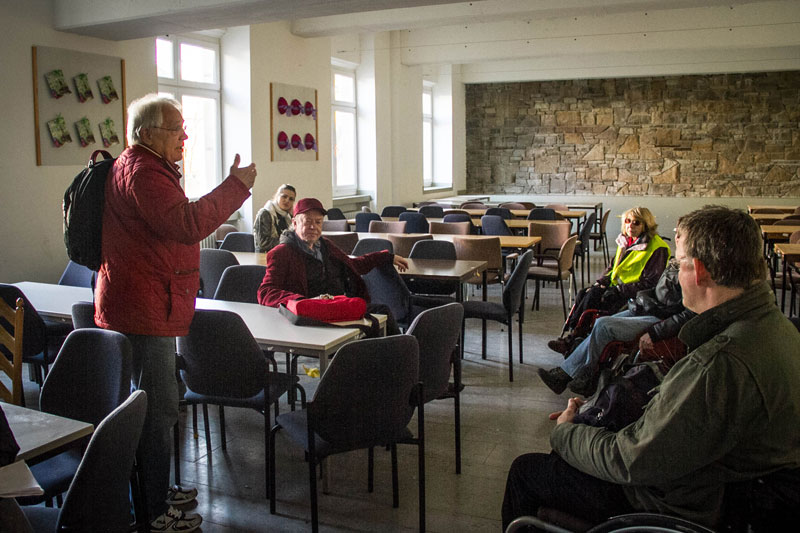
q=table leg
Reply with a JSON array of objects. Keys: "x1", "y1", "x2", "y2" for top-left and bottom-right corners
[{"x1": 782, "y1": 253, "x2": 788, "y2": 313}]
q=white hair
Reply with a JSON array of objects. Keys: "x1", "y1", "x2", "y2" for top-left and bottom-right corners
[{"x1": 126, "y1": 94, "x2": 181, "y2": 145}]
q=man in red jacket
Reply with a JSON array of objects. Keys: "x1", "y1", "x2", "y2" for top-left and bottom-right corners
[
  {"x1": 258, "y1": 197, "x2": 407, "y2": 334},
  {"x1": 95, "y1": 94, "x2": 256, "y2": 533}
]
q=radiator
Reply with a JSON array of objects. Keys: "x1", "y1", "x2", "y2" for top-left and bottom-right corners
[{"x1": 200, "y1": 233, "x2": 217, "y2": 249}]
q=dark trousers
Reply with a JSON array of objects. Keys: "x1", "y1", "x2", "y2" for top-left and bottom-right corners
[
  {"x1": 366, "y1": 303, "x2": 400, "y2": 336},
  {"x1": 566, "y1": 286, "x2": 624, "y2": 331},
  {"x1": 501, "y1": 452, "x2": 633, "y2": 531}
]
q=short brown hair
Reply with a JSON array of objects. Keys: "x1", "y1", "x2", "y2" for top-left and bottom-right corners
[
  {"x1": 621, "y1": 207, "x2": 658, "y2": 238},
  {"x1": 676, "y1": 205, "x2": 765, "y2": 288}
]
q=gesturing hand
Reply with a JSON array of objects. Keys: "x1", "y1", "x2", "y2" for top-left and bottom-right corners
[{"x1": 230, "y1": 153, "x2": 257, "y2": 189}]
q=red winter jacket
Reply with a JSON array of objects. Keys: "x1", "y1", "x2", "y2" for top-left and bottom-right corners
[
  {"x1": 95, "y1": 145, "x2": 250, "y2": 336},
  {"x1": 257, "y1": 237, "x2": 392, "y2": 307}
]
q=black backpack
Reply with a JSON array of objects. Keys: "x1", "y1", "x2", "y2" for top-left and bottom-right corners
[{"x1": 62, "y1": 150, "x2": 115, "y2": 271}]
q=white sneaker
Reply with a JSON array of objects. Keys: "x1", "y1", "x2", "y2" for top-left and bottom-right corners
[
  {"x1": 150, "y1": 506, "x2": 202, "y2": 533},
  {"x1": 165, "y1": 484, "x2": 198, "y2": 505}
]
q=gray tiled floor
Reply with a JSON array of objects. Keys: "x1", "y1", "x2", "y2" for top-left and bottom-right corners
[{"x1": 16, "y1": 259, "x2": 602, "y2": 532}]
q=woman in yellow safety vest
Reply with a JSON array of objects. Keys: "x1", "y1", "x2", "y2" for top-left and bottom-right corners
[{"x1": 548, "y1": 206, "x2": 670, "y2": 355}]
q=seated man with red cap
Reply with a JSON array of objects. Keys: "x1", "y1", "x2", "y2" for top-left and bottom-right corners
[{"x1": 257, "y1": 197, "x2": 407, "y2": 334}]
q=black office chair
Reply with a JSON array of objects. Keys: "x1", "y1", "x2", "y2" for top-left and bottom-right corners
[
  {"x1": 326, "y1": 207, "x2": 346, "y2": 220},
  {"x1": 352, "y1": 238, "x2": 393, "y2": 256},
  {"x1": 399, "y1": 211, "x2": 429, "y2": 233},
  {"x1": 481, "y1": 215, "x2": 513, "y2": 236},
  {"x1": 486, "y1": 207, "x2": 512, "y2": 220},
  {"x1": 355, "y1": 212, "x2": 382, "y2": 232},
  {"x1": 418, "y1": 205, "x2": 444, "y2": 218},
  {"x1": 528, "y1": 208, "x2": 557, "y2": 221},
  {"x1": 22, "y1": 391, "x2": 147, "y2": 533},
  {"x1": 213, "y1": 264, "x2": 266, "y2": 303},
  {"x1": 269, "y1": 335, "x2": 425, "y2": 533},
  {"x1": 405, "y1": 239, "x2": 459, "y2": 297},
  {"x1": 219, "y1": 231, "x2": 256, "y2": 252},
  {"x1": 70, "y1": 301, "x2": 97, "y2": 328},
  {"x1": 199, "y1": 248, "x2": 239, "y2": 299},
  {"x1": 380, "y1": 205, "x2": 407, "y2": 217}
]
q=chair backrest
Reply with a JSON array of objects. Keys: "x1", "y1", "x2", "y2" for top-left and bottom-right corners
[
  {"x1": 323, "y1": 232, "x2": 360, "y2": 254},
  {"x1": 40, "y1": 328, "x2": 132, "y2": 426},
  {"x1": 0, "y1": 284, "x2": 46, "y2": 359},
  {"x1": 362, "y1": 262, "x2": 413, "y2": 324},
  {"x1": 71, "y1": 301, "x2": 98, "y2": 328},
  {"x1": 443, "y1": 213, "x2": 478, "y2": 234},
  {"x1": 459, "y1": 201, "x2": 486, "y2": 209},
  {"x1": 310, "y1": 335, "x2": 419, "y2": 446},
  {"x1": 499, "y1": 202, "x2": 527, "y2": 210},
  {"x1": 369, "y1": 220, "x2": 407, "y2": 234},
  {"x1": 575, "y1": 212, "x2": 597, "y2": 253},
  {"x1": 418, "y1": 205, "x2": 444, "y2": 218},
  {"x1": 399, "y1": 212, "x2": 429, "y2": 233},
  {"x1": 0, "y1": 296, "x2": 24, "y2": 405},
  {"x1": 214, "y1": 223, "x2": 239, "y2": 242},
  {"x1": 355, "y1": 212, "x2": 382, "y2": 232},
  {"x1": 214, "y1": 264, "x2": 267, "y2": 303},
  {"x1": 528, "y1": 220, "x2": 571, "y2": 256},
  {"x1": 443, "y1": 209, "x2": 469, "y2": 217},
  {"x1": 177, "y1": 309, "x2": 266, "y2": 398},
  {"x1": 199, "y1": 248, "x2": 239, "y2": 299},
  {"x1": 793, "y1": 206, "x2": 800, "y2": 216},
  {"x1": 791, "y1": 230, "x2": 800, "y2": 245},
  {"x1": 388, "y1": 234, "x2": 433, "y2": 258},
  {"x1": 406, "y1": 303, "x2": 463, "y2": 403},
  {"x1": 481, "y1": 215, "x2": 512, "y2": 236},
  {"x1": 485, "y1": 207, "x2": 512, "y2": 220},
  {"x1": 751, "y1": 207, "x2": 787, "y2": 214},
  {"x1": 519, "y1": 202, "x2": 537, "y2": 210},
  {"x1": 780, "y1": 214, "x2": 800, "y2": 222},
  {"x1": 352, "y1": 238, "x2": 393, "y2": 256},
  {"x1": 544, "y1": 203, "x2": 569, "y2": 211},
  {"x1": 527, "y1": 208, "x2": 557, "y2": 220},
  {"x1": 453, "y1": 236, "x2": 503, "y2": 273},
  {"x1": 429, "y1": 221, "x2": 471, "y2": 235},
  {"x1": 502, "y1": 250, "x2": 534, "y2": 313},
  {"x1": 772, "y1": 219, "x2": 800, "y2": 226},
  {"x1": 219, "y1": 231, "x2": 256, "y2": 252},
  {"x1": 409, "y1": 239, "x2": 457, "y2": 260},
  {"x1": 322, "y1": 219, "x2": 350, "y2": 232},
  {"x1": 57, "y1": 390, "x2": 147, "y2": 533},
  {"x1": 598, "y1": 209, "x2": 611, "y2": 232},
  {"x1": 58, "y1": 261, "x2": 95, "y2": 287},
  {"x1": 326, "y1": 207, "x2": 346, "y2": 220},
  {"x1": 558, "y1": 235, "x2": 579, "y2": 273},
  {"x1": 380, "y1": 205, "x2": 407, "y2": 217}
]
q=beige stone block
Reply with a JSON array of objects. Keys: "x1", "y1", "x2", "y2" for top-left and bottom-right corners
[
  {"x1": 720, "y1": 182, "x2": 742, "y2": 197},
  {"x1": 581, "y1": 113, "x2": 596, "y2": 126},
  {"x1": 556, "y1": 110, "x2": 581, "y2": 126},
  {"x1": 596, "y1": 112, "x2": 614, "y2": 126},
  {"x1": 542, "y1": 114, "x2": 556, "y2": 126},
  {"x1": 586, "y1": 167, "x2": 602, "y2": 180},
  {"x1": 653, "y1": 161, "x2": 680, "y2": 184},
  {"x1": 564, "y1": 132, "x2": 584, "y2": 144},
  {"x1": 535, "y1": 155, "x2": 560, "y2": 174},
  {"x1": 655, "y1": 129, "x2": 681, "y2": 147},
  {"x1": 764, "y1": 165, "x2": 792, "y2": 183},
  {"x1": 618, "y1": 168, "x2": 638, "y2": 183},
  {"x1": 718, "y1": 155, "x2": 743, "y2": 175},
  {"x1": 640, "y1": 147, "x2": 661, "y2": 160},
  {"x1": 692, "y1": 138, "x2": 713, "y2": 151},
  {"x1": 618, "y1": 135, "x2": 639, "y2": 154},
  {"x1": 582, "y1": 144, "x2": 604, "y2": 161},
  {"x1": 592, "y1": 183, "x2": 608, "y2": 194},
  {"x1": 598, "y1": 127, "x2": 618, "y2": 141},
  {"x1": 602, "y1": 168, "x2": 618, "y2": 181}
]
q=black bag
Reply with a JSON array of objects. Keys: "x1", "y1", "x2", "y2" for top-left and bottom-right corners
[{"x1": 62, "y1": 150, "x2": 115, "y2": 271}]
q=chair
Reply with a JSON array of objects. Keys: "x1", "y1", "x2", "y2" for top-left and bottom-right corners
[
  {"x1": 215, "y1": 223, "x2": 239, "y2": 246},
  {"x1": 573, "y1": 212, "x2": 598, "y2": 287},
  {"x1": 481, "y1": 215, "x2": 513, "y2": 236},
  {"x1": 323, "y1": 232, "x2": 359, "y2": 254},
  {"x1": 499, "y1": 202, "x2": 528, "y2": 210},
  {"x1": 589, "y1": 210, "x2": 612, "y2": 264},
  {"x1": 269, "y1": 335, "x2": 425, "y2": 533},
  {"x1": 322, "y1": 219, "x2": 350, "y2": 232},
  {"x1": 544, "y1": 203, "x2": 569, "y2": 211},
  {"x1": 0, "y1": 296, "x2": 24, "y2": 405},
  {"x1": 380, "y1": 205, "x2": 408, "y2": 217},
  {"x1": 399, "y1": 212, "x2": 429, "y2": 233},
  {"x1": 22, "y1": 390, "x2": 148, "y2": 533},
  {"x1": 0, "y1": 284, "x2": 56, "y2": 386},
  {"x1": 362, "y1": 262, "x2": 422, "y2": 330},
  {"x1": 406, "y1": 239, "x2": 459, "y2": 297},
  {"x1": 443, "y1": 209, "x2": 470, "y2": 217},
  {"x1": 326, "y1": 207, "x2": 346, "y2": 220},
  {"x1": 355, "y1": 212, "x2": 382, "y2": 232},
  {"x1": 528, "y1": 235, "x2": 578, "y2": 319},
  {"x1": 176, "y1": 309, "x2": 304, "y2": 499},
  {"x1": 527, "y1": 208, "x2": 557, "y2": 221},
  {"x1": 213, "y1": 265, "x2": 267, "y2": 303},
  {"x1": 405, "y1": 303, "x2": 464, "y2": 473},
  {"x1": 462, "y1": 250, "x2": 533, "y2": 382},
  {"x1": 429, "y1": 221, "x2": 471, "y2": 235},
  {"x1": 418, "y1": 205, "x2": 444, "y2": 218},
  {"x1": 485, "y1": 207, "x2": 512, "y2": 220},
  {"x1": 459, "y1": 201, "x2": 486, "y2": 209},
  {"x1": 70, "y1": 301, "x2": 97, "y2": 328},
  {"x1": 388, "y1": 234, "x2": 433, "y2": 258},
  {"x1": 751, "y1": 207, "x2": 787, "y2": 214},
  {"x1": 369, "y1": 220, "x2": 407, "y2": 234},
  {"x1": 528, "y1": 220, "x2": 571, "y2": 260},
  {"x1": 352, "y1": 238, "x2": 393, "y2": 256},
  {"x1": 57, "y1": 261, "x2": 95, "y2": 287},
  {"x1": 453, "y1": 236, "x2": 507, "y2": 288},
  {"x1": 19, "y1": 329, "x2": 133, "y2": 508},
  {"x1": 219, "y1": 231, "x2": 256, "y2": 252},
  {"x1": 199, "y1": 248, "x2": 239, "y2": 299},
  {"x1": 443, "y1": 213, "x2": 479, "y2": 234}
]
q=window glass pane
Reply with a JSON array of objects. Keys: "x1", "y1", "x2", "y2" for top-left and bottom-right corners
[
  {"x1": 334, "y1": 109, "x2": 356, "y2": 188},
  {"x1": 334, "y1": 73, "x2": 355, "y2": 104},
  {"x1": 423, "y1": 120, "x2": 433, "y2": 185},
  {"x1": 156, "y1": 39, "x2": 174, "y2": 79},
  {"x1": 422, "y1": 90, "x2": 432, "y2": 115},
  {"x1": 180, "y1": 43, "x2": 216, "y2": 84},
  {"x1": 181, "y1": 94, "x2": 220, "y2": 198}
]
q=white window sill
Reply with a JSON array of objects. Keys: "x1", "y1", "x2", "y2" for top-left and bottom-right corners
[{"x1": 423, "y1": 184, "x2": 453, "y2": 193}]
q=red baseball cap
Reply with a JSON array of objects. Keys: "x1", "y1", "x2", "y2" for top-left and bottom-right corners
[{"x1": 293, "y1": 198, "x2": 327, "y2": 217}]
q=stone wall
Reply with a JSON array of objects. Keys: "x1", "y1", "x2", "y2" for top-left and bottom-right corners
[{"x1": 465, "y1": 72, "x2": 800, "y2": 197}]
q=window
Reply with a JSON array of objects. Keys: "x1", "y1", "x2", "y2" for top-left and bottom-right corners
[
  {"x1": 422, "y1": 84, "x2": 433, "y2": 187},
  {"x1": 157, "y1": 35, "x2": 221, "y2": 199},
  {"x1": 331, "y1": 68, "x2": 358, "y2": 196}
]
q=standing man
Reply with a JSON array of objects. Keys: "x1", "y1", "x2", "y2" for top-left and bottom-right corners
[
  {"x1": 95, "y1": 94, "x2": 256, "y2": 533},
  {"x1": 502, "y1": 206, "x2": 800, "y2": 530}
]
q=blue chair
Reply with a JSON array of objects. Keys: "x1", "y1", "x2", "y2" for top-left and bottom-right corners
[
  {"x1": 443, "y1": 213, "x2": 478, "y2": 235},
  {"x1": 58, "y1": 261, "x2": 95, "y2": 287},
  {"x1": 485, "y1": 207, "x2": 512, "y2": 220},
  {"x1": 399, "y1": 212, "x2": 429, "y2": 233},
  {"x1": 380, "y1": 205, "x2": 407, "y2": 217},
  {"x1": 352, "y1": 238, "x2": 393, "y2": 256},
  {"x1": 418, "y1": 205, "x2": 444, "y2": 218},
  {"x1": 199, "y1": 248, "x2": 239, "y2": 299},
  {"x1": 213, "y1": 265, "x2": 266, "y2": 303},
  {"x1": 527, "y1": 208, "x2": 557, "y2": 221},
  {"x1": 70, "y1": 301, "x2": 97, "y2": 328},
  {"x1": 326, "y1": 207, "x2": 346, "y2": 220},
  {"x1": 481, "y1": 215, "x2": 512, "y2": 236},
  {"x1": 219, "y1": 231, "x2": 256, "y2": 252},
  {"x1": 355, "y1": 212, "x2": 382, "y2": 232}
]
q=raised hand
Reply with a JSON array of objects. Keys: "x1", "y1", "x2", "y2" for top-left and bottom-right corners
[{"x1": 229, "y1": 153, "x2": 257, "y2": 189}]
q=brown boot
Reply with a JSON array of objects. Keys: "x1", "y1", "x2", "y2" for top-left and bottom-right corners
[
  {"x1": 547, "y1": 335, "x2": 574, "y2": 355},
  {"x1": 537, "y1": 367, "x2": 572, "y2": 394}
]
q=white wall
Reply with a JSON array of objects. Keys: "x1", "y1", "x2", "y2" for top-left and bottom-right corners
[{"x1": 0, "y1": 0, "x2": 154, "y2": 283}]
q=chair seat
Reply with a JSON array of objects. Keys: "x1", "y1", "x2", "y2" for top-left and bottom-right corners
[
  {"x1": 21, "y1": 505, "x2": 60, "y2": 532},
  {"x1": 183, "y1": 372, "x2": 297, "y2": 409},
  {"x1": 17, "y1": 449, "x2": 83, "y2": 506},
  {"x1": 527, "y1": 265, "x2": 564, "y2": 281},
  {"x1": 461, "y1": 300, "x2": 507, "y2": 323}
]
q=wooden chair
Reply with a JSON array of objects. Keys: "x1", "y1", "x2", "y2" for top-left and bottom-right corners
[
  {"x1": 429, "y1": 221, "x2": 471, "y2": 235},
  {"x1": 369, "y1": 220, "x2": 406, "y2": 233},
  {"x1": 528, "y1": 220, "x2": 571, "y2": 264},
  {"x1": 324, "y1": 232, "x2": 359, "y2": 254},
  {"x1": 528, "y1": 235, "x2": 578, "y2": 319},
  {"x1": 453, "y1": 236, "x2": 509, "y2": 288},
  {"x1": 499, "y1": 202, "x2": 527, "y2": 210},
  {"x1": 388, "y1": 234, "x2": 432, "y2": 258},
  {"x1": 0, "y1": 297, "x2": 24, "y2": 405},
  {"x1": 322, "y1": 219, "x2": 350, "y2": 232},
  {"x1": 459, "y1": 201, "x2": 487, "y2": 209},
  {"x1": 215, "y1": 223, "x2": 239, "y2": 246}
]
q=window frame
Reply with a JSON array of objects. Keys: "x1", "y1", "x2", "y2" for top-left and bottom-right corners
[
  {"x1": 422, "y1": 82, "x2": 434, "y2": 188},
  {"x1": 331, "y1": 66, "x2": 359, "y2": 198}
]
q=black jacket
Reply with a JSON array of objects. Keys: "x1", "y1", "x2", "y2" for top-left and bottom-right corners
[{"x1": 628, "y1": 262, "x2": 696, "y2": 341}]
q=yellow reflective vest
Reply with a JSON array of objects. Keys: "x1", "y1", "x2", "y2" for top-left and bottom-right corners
[{"x1": 608, "y1": 234, "x2": 670, "y2": 287}]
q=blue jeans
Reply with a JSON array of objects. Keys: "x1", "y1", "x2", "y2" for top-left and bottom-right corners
[
  {"x1": 127, "y1": 334, "x2": 178, "y2": 521},
  {"x1": 561, "y1": 310, "x2": 660, "y2": 382}
]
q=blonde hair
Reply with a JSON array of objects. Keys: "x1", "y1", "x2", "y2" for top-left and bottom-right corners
[{"x1": 620, "y1": 207, "x2": 658, "y2": 238}]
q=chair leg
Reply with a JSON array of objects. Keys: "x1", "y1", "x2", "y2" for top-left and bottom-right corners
[
  {"x1": 559, "y1": 278, "x2": 567, "y2": 320},
  {"x1": 219, "y1": 406, "x2": 226, "y2": 450},
  {"x1": 518, "y1": 303, "x2": 524, "y2": 365},
  {"x1": 417, "y1": 402, "x2": 426, "y2": 533},
  {"x1": 268, "y1": 426, "x2": 279, "y2": 509},
  {"x1": 306, "y1": 423, "x2": 319, "y2": 533},
  {"x1": 453, "y1": 355, "x2": 462, "y2": 475},
  {"x1": 481, "y1": 319, "x2": 487, "y2": 359},
  {"x1": 192, "y1": 405, "x2": 198, "y2": 439},
  {"x1": 367, "y1": 447, "x2": 374, "y2": 492},
  {"x1": 202, "y1": 404, "x2": 212, "y2": 457},
  {"x1": 391, "y1": 443, "x2": 399, "y2": 508}
]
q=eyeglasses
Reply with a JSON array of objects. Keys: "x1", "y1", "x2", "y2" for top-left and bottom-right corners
[
  {"x1": 624, "y1": 218, "x2": 642, "y2": 226},
  {"x1": 152, "y1": 124, "x2": 186, "y2": 134}
]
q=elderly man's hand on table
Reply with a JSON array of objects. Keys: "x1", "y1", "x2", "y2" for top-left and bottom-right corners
[{"x1": 393, "y1": 255, "x2": 408, "y2": 272}]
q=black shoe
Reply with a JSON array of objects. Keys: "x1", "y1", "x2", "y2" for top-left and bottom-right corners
[
  {"x1": 537, "y1": 367, "x2": 572, "y2": 395},
  {"x1": 547, "y1": 336, "x2": 573, "y2": 355}
]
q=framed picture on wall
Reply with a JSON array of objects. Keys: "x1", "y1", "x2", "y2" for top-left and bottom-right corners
[{"x1": 270, "y1": 82, "x2": 318, "y2": 162}]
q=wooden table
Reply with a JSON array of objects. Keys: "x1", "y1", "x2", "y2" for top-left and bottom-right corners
[
  {"x1": 2, "y1": 402, "x2": 93, "y2": 465},
  {"x1": 774, "y1": 243, "x2": 800, "y2": 312},
  {"x1": 748, "y1": 205, "x2": 798, "y2": 214},
  {"x1": 323, "y1": 232, "x2": 540, "y2": 250},
  {"x1": 751, "y1": 213, "x2": 792, "y2": 224}
]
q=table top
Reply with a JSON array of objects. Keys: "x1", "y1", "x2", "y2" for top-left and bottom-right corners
[
  {"x1": 774, "y1": 243, "x2": 800, "y2": 260},
  {"x1": 459, "y1": 208, "x2": 586, "y2": 219},
  {"x1": 760, "y1": 225, "x2": 800, "y2": 236},
  {"x1": 2, "y1": 402, "x2": 93, "y2": 464},
  {"x1": 751, "y1": 213, "x2": 792, "y2": 223},
  {"x1": 11, "y1": 282, "x2": 371, "y2": 359},
  {"x1": 322, "y1": 232, "x2": 540, "y2": 250},
  {"x1": 414, "y1": 197, "x2": 602, "y2": 211},
  {"x1": 748, "y1": 205, "x2": 798, "y2": 214}
]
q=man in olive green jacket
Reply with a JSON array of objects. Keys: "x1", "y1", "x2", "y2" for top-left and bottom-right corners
[{"x1": 503, "y1": 206, "x2": 800, "y2": 530}]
